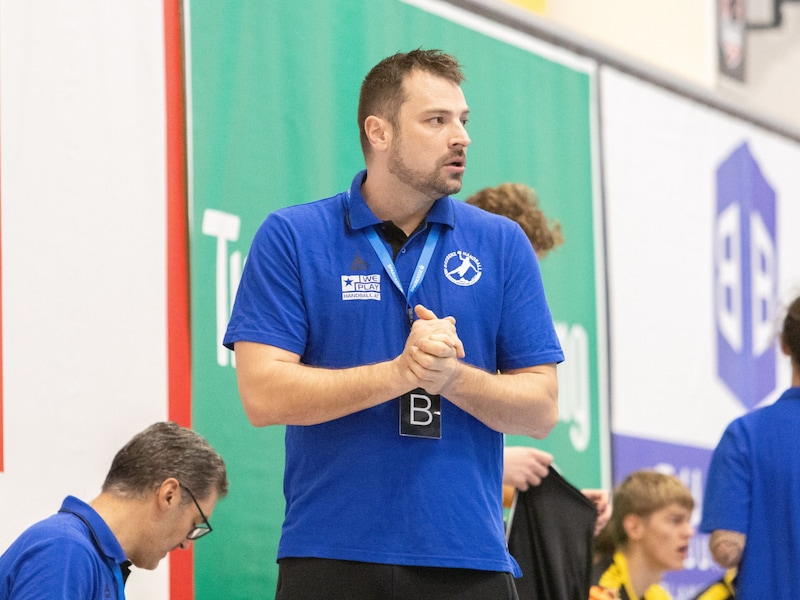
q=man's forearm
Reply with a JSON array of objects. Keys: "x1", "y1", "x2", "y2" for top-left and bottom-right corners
[
  {"x1": 236, "y1": 343, "x2": 411, "y2": 426},
  {"x1": 443, "y1": 363, "x2": 558, "y2": 437}
]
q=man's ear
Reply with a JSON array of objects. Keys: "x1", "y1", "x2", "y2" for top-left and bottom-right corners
[
  {"x1": 157, "y1": 477, "x2": 181, "y2": 512},
  {"x1": 364, "y1": 115, "x2": 391, "y2": 152},
  {"x1": 622, "y1": 513, "x2": 644, "y2": 542}
]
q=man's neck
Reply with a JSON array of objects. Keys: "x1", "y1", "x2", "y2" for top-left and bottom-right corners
[
  {"x1": 361, "y1": 172, "x2": 432, "y2": 236},
  {"x1": 90, "y1": 493, "x2": 142, "y2": 563},
  {"x1": 622, "y1": 549, "x2": 663, "y2": 599}
]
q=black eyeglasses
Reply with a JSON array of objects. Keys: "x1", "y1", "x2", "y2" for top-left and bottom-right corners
[{"x1": 180, "y1": 484, "x2": 212, "y2": 540}]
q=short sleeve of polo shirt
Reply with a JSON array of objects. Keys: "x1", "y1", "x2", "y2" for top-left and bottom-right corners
[
  {"x1": 494, "y1": 221, "x2": 563, "y2": 371},
  {"x1": 700, "y1": 419, "x2": 752, "y2": 535},
  {"x1": 223, "y1": 209, "x2": 308, "y2": 354}
]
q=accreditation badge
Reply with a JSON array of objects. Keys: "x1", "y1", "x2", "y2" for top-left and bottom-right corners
[{"x1": 399, "y1": 388, "x2": 441, "y2": 439}]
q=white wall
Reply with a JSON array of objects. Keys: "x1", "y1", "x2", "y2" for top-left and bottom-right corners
[
  {"x1": 541, "y1": 0, "x2": 800, "y2": 133},
  {"x1": 0, "y1": 1, "x2": 170, "y2": 598},
  {"x1": 546, "y1": 0, "x2": 717, "y2": 87}
]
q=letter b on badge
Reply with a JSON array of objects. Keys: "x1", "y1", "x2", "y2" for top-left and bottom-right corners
[{"x1": 400, "y1": 388, "x2": 441, "y2": 438}]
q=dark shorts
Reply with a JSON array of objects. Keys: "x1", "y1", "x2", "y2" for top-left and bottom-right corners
[{"x1": 275, "y1": 557, "x2": 520, "y2": 600}]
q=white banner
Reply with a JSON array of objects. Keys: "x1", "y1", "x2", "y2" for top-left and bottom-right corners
[{"x1": 603, "y1": 67, "x2": 800, "y2": 448}]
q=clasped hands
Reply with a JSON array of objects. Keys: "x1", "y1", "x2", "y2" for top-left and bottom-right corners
[{"x1": 398, "y1": 304, "x2": 465, "y2": 395}]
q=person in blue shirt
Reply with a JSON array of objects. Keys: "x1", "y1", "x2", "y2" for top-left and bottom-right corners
[
  {"x1": 224, "y1": 49, "x2": 564, "y2": 599},
  {"x1": 700, "y1": 293, "x2": 800, "y2": 599},
  {"x1": 0, "y1": 422, "x2": 228, "y2": 600}
]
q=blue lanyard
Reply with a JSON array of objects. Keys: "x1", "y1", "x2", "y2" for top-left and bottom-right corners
[
  {"x1": 113, "y1": 564, "x2": 126, "y2": 600},
  {"x1": 365, "y1": 223, "x2": 442, "y2": 323}
]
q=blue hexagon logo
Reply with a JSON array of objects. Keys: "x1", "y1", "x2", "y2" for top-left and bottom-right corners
[{"x1": 714, "y1": 142, "x2": 777, "y2": 409}]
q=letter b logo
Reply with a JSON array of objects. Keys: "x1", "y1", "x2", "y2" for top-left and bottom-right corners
[
  {"x1": 400, "y1": 389, "x2": 441, "y2": 438},
  {"x1": 714, "y1": 143, "x2": 777, "y2": 409}
]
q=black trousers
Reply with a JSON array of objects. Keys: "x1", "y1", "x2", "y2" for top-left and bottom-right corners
[{"x1": 275, "y1": 557, "x2": 520, "y2": 600}]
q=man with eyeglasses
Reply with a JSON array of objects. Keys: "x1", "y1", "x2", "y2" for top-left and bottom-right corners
[{"x1": 0, "y1": 421, "x2": 228, "y2": 599}]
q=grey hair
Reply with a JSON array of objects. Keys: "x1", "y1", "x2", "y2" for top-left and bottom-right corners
[{"x1": 101, "y1": 421, "x2": 228, "y2": 503}]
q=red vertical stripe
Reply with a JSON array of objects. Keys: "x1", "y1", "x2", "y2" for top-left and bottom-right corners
[{"x1": 164, "y1": 0, "x2": 193, "y2": 598}]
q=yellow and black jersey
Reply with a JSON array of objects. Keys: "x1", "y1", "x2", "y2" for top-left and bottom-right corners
[
  {"x1": 691, "y1": 569, "x2": 736, "y2": 600},
  {"x1": 590, "y1": 552, "x2": 671, "y2": 600}
]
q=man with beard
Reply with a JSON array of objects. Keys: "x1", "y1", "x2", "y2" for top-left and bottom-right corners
[{"x1": 224, "y1": 49, "x2": 563, "y2": 600}]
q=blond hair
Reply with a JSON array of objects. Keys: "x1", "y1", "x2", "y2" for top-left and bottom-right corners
[{"x1": 595, "y1": 470, "x2": 694, "y2": 556}]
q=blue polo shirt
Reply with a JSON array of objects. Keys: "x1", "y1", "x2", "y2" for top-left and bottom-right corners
[
  {"x1": 224, "y1": 170, "x2": 564, "y2": 574},
  {"x1": 0, "y1": 496, "x2": 128, "y2": 600},
  {"x1": 700, "y1": 386, "x2": 800, "y2": 598}
]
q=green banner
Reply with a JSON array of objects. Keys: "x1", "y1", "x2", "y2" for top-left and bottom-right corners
[{"x1": 187, "y1": 1, "x2": 602, "y2": 596}]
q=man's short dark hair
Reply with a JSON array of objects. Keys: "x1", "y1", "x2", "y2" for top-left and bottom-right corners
[
  {"x1": 784, "y1": 294, "x2": 800, "y2": 368},
  {"x1": 357, "y1": 49, "x2": 464, "y2": 157}
]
